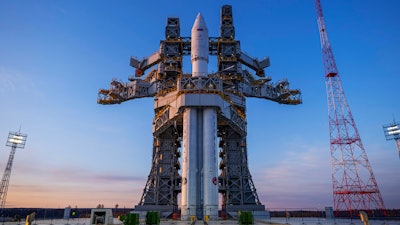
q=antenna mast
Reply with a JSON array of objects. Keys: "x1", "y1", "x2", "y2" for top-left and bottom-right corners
[{"x1": 314, "y1": 0, "x2": 386, "y2": 216}]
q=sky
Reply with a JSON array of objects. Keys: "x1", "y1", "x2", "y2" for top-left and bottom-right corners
[{"x1": 0, "y1": 0, "x2": 399, "y2": 210}]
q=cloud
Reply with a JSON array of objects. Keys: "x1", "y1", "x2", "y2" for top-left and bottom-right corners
[
  {"x1": 7, "y1": 182, "x2": 143, "y2": 208},
  {"x1": 253, "y1": 143, "x2": 332, "y2": 209},
  {"x1": 0, "y1": 67, "x2": 37, "y2": 94},
  {"x1": 12, "y1": 162, "x2": 146, "y2": 187},
  {"x1": 7, "y1": 164, "x2": 146, "y2": 208},
  {"x1": 366, "y1": 146, "x2": 400, "y2": 209}
]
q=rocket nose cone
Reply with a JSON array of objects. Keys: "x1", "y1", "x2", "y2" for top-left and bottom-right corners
[
  {"x1": 196, "y1": 12, "x2": 204, "y2": 21},
  {"x1": 192, "y1": 12, "x2": 208, "y2": 31}
]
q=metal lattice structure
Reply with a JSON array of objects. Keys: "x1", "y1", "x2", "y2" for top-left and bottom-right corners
[
  {"x1": 0, "y1": 131, "x2": 27, "y2": 210},
  {"x1": 315, "y1": 0, "x2": 386, "y2": 216},
  {"x1": 98, "y1": 5, "x2": 301, "y2": 216},
  {"x1": 383, "y1": 120, "x2": 400, "y2": 159}
]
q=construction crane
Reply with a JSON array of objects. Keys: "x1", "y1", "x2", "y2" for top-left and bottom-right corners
[
  {"x1": 0, "y1": 131, "x2": 27, "y2": 210},
  {"x1": 314, "y1": 0, "x2": 386, "y2": 217}
]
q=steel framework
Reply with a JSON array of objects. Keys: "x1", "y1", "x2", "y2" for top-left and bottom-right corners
[
  {"x1": 383, "y1": 120, "x2": 400, "y2": 159},
  {"x1": 0, "y1": 131, "x2": 27, "y2": 210},
  {"x1": 98, "y1": 5, "x2": 301, "y2": 216},
  {"x1": 314, "y1": 0, "x2": 386, "y2": 216}
]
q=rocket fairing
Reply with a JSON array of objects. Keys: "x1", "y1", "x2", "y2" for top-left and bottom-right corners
[
  {"x1": 191, "y1": 13, "x2": 209, "y2": 77},
  {"x1": 181, "y1": 13, "x2": 219, "y2": 221}
]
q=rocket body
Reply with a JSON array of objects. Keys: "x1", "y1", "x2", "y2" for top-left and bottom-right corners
[{"x1": 181, "y1": 13, "x2": 218, "y2": 221}]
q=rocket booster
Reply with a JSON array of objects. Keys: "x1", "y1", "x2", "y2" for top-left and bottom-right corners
[{"x1": 181, "y1": 13, "x2": 218, "y2": 221}]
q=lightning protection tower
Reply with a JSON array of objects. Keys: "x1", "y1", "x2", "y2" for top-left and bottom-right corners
[
  {"x1": 98, "y1": 5, "x2": 301, "y2": 218},
  {"x1": 0, "y1": 131, "x2": 27, "y2": 210},
  {"x1": 315, "y1": 0, "x2": 386, "y2": 216},
  {"x1": 383, "y1": 119, "x2": 400, "y2": 159}
]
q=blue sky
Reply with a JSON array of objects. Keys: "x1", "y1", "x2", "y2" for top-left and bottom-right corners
[{"x1": 0, "y1": 0, "x2": 399, "y2": 209}]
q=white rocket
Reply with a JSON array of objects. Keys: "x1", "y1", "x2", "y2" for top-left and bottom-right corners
[{"x1": 181, "y1": 13, "x2": 219, "y2": 221}]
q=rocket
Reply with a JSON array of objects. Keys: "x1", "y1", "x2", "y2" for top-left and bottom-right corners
[{"x1": 181, "y1": 13, "x2": 219, "y2": 221}]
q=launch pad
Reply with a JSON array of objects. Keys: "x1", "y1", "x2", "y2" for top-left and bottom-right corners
[{"x1": 98, "y1": 5, "x2": 301, "y2": 220}]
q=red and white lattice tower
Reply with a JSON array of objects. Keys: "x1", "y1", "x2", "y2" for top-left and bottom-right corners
[{"x1": 314, "y1": 0, "x2": 386, "y2": 216}]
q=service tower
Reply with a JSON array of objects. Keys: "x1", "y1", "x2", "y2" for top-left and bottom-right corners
[{"x1": 98, "y1": 5, "x2": 301, "y2": 220}]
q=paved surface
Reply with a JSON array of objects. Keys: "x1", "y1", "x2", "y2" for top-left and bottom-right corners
[{"x1": 3, "y1": 218, "x2": 400, "y2": 225}]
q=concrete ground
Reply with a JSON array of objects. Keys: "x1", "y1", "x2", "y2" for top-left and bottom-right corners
[{"x1": 3, "y1": 218, "x2": 399, "y2": 225}]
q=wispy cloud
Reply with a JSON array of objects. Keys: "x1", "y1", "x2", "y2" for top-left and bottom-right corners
[
  {"x1": 365, "y1": 146, "x2": 400, "y2": 209},
  {"x1": 253, "y1": 143, "x2": 332, "y2": 209},
  {"x1": 0, "y1": 67, "x2": 36, "y2": 94},
  {"x1": 13, "y1": 162, "x2": 146, "y2": 185},
  {"x1": 7, "y1": 164, "x2": 145, "y2": 208}
]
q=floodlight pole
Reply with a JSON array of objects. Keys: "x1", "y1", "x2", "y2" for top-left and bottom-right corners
[
  {"x1": 0, "y1": 146, "x2": 17, "y2": 210},
  {"x1": 0, "y1": 131, "x2": 27, "y2": 211},
  {"x1": 383, "y1": 120, "x2": 400, "y2": 159}
]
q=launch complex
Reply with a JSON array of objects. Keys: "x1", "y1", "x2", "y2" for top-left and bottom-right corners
[{"x1": 98, "y1": 5, "x2": 301, "y2": 220}]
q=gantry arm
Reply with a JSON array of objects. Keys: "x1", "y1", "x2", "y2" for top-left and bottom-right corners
[
  {"x1": 240, "y1": 70, "x2": 301, "y2": 105},
  {"x1": 237, "y1": 51, "x2": 270, "y2": 77},
  {"x1": 130, "y1": 50, "x2": 162, "y2": 77},
  {"x1": 97, "y1": 78, "x2": 157, "y2": 105}
]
